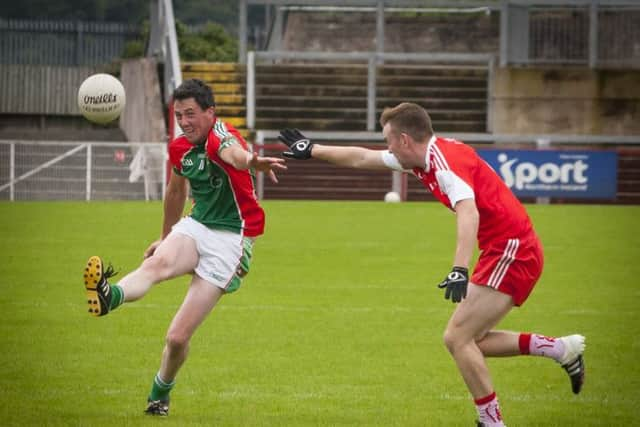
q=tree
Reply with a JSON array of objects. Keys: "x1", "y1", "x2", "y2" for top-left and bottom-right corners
[{"x1": 177, "y1": 21, "x2": 238, "y2": 62}]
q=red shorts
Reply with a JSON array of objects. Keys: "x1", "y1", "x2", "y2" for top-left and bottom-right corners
[{"x1": 471, "y1": 232, "x2": 544, "y2": 306}]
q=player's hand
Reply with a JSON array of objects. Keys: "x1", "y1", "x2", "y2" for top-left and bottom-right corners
[
  {"x1": 248, "y1": 151, "x2": 287, "y2": 183},
  {"x1": 144, "y1": 239, "x2": 162, "y2": 259},
  {"x1": 278, "y1": 128, "x2": 313, "y2": 159},
  {"x1": 437, "y1": 267, "x2": 469, "y2": 303}
]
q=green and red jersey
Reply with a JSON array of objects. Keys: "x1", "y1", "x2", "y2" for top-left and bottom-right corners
[{"x1": 168, "y1": 119, "x2": 265, "y2": 237}]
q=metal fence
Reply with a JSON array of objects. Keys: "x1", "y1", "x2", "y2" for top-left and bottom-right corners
[
  {"x1": 0, "y1": 65, "x2": 97, "y2": 115},
  {"x1": 0, "y1": 18, "x2": 141, "y2": 66},
  {"x1": 241, "y1": 1, "x2": 640, "y2": 69},
  {"x1": 502, "y1": 0, "x2": 640, "y2": 67},
  {"x1": 0, "y1": 141, "x2": 167, "y2": 201}
]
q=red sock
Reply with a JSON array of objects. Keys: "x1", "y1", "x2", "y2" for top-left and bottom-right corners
[{"x1": 519, "y1": 333, "x2": 531, "y2": 355}]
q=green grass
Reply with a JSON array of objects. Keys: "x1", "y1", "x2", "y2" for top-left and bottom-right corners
[{"x1": 0, "y1": 201, "x2": 638, "y2": 426}]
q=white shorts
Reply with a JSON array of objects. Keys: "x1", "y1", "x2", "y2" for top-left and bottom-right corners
[{"x1": 170, "y1": 216, "x2": 253, "y2": 293}]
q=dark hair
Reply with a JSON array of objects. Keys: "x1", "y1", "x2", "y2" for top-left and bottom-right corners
[
  {"x1": 173, "y1": 79, "x2": 215, "y2": 110},
  {"x1": 380, "y1": 102, "x2": 433, "y2": 142}
]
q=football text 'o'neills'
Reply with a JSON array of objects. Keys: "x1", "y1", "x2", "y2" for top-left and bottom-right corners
[{"x1": 82, "y1": 93, "x2": 120, "y2": 105}]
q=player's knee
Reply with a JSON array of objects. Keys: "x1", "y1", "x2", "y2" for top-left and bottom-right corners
[
  {"x1": 443, "y1": 327, "x2": 467, "y2": 354},
  {"x1": 443, "y1": 328, "x2": 457, "y2": 353},
  {"x1": 141, "y1": 254, "x2": 174, "y2": 280},
  {"x1": 165, "y1": 331, "x2": 190, "y2": 352}
]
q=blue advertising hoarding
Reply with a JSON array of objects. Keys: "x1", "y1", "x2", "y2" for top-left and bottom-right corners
[{"x1": 477, "y1": 149, "x2": 618, "y2": 199}]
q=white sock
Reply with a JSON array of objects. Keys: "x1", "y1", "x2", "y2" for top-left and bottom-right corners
[
  {"x1": 475, "y1": 392, "x2": 506, "y2": 427},
  {"x1": 529, "y1": 334, "x2": 565, "y2": 362}
]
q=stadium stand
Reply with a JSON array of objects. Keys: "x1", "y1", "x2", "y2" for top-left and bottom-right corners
[
  {"x1": 182, "y1": 62, "x2": 248, "y2": 137},
  {"x1": 182, "y1": 62, "x2": 488, "y2": 134}
]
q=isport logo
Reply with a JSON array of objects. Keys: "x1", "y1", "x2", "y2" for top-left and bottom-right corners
[
  {"x1": 497, "y1": 152, "x2": 589, "y2": 191},
  {"x1": 478, "y1": 149, "x2": 618, "y2": 199}
]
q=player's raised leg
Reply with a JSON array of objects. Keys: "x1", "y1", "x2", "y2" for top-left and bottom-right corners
[
  {"x1": 446, "y1": 313, "x2": 585, "y2": 414},
  {"x1": 473, "y1": 330, "x2": 585, "y2": 394},
  {"x1": 117, "y1": 232, "x2": 199, "y2": 301},
  {"x1": 145, "y1": 273, "x2": 224, "y2": 416},
  {"x1": 83, "y1": 232, "x2": 199, "y2": 317}
]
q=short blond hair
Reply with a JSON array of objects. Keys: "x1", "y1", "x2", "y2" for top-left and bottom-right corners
[{"x1": 379, "y1": 102, "x2": 433, "y2": 143}]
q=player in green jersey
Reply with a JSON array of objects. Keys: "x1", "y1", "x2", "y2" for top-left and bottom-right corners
[{"x1": 83, "y1": 79, "x2": 285, "y2": 416}]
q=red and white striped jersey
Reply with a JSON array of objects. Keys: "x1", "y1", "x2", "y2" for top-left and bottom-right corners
[
  {"x1": 383, "y1": 136, "x2": 534, "y2": 249},
  {"x1": 168, "y1": 119, "x2": 264, "y2": 237}
]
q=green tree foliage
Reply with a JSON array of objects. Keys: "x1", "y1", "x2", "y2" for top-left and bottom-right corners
[
  {"x1": 122, "y1": 20, "x2": 149, "y2": 59},
  {"x1": 176, "y1": 21, "x2": 238, "y2": 62}
]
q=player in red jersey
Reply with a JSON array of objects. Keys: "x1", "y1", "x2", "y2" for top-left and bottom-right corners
[
  {"x1": 278, "y1": 103, "x2": 585, "y2": 427},
  {"x1": 83, "y1": 79, "x2": 285, "y2": 416}
]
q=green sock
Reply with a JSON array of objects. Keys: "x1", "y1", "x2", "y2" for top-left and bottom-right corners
[
  {"x1": 109, "y1": 284, "x2": 124, "y2": 310},
  {"x1": 149, "y1": 373, "x2": 175, "y2": 401}
]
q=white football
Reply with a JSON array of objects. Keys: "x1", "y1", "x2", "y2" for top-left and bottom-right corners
[
  {"x1": 77, "y1": 73, "x2": 126, "y2": 124},
  {"x1": 384, "y1": 191, "x2": 401, "y2": 203}
]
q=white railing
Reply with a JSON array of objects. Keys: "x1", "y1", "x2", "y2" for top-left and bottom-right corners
[
  {"x1": 246, "y1": 50, "x2": 495, "y2": 132},
  {"x1": 0, "y1": 141, "x2": 167, "y2": 201}
]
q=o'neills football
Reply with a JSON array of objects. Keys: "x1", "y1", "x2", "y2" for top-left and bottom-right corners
[{"x1": 77, "y1": 73, "x2": 126, "y2": 124}]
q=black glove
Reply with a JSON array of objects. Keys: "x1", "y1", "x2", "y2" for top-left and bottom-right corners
[
  {"x1": 437, "y1": 267, "x2": 469, "y2": 303},
  {"x1": 278, "y1": 129, "x2": 313, "y2": 160}
]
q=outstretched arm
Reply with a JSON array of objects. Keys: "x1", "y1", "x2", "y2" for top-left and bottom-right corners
[
  {"x1": 279, "y1": 128, "x2": 388, "y2": 170},
  {"x1": 219, "y1": 143, "x2": 287, "y2": 183},
  {"x1": 310, "y1": 144, "x2": 388, "y2": 170}
]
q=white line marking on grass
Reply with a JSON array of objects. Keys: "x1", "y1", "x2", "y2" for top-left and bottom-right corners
[
  {"x1": 522, "y1": 307, "x2": 636, "y2": 316},
  {"x1": 219, "y1": 305, "x2": 439, "y2": 314},
  {"x1": 436, "y1": 393, "x2": 613, "y2": 404},
  {"x1": 559, "y1": 309, "x2": 608, "y2": 316},
  {"x1": 55, "y1": 301, "x2": 449, "y2": 315}
]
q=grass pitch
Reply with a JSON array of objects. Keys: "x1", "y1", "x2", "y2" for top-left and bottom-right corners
[{"x1": 0, "y1": 201, "x2": 638, "y2": 426}]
